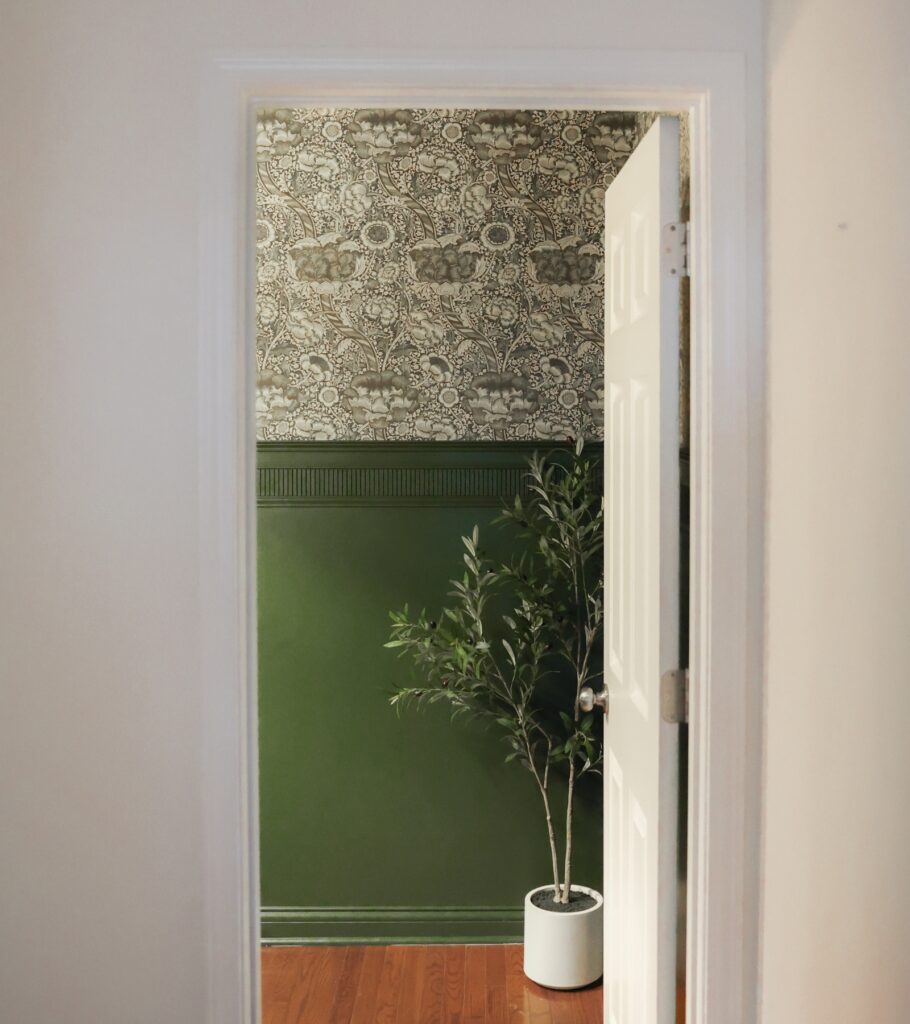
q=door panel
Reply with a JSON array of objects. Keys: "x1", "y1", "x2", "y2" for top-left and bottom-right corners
[{"x1": 603, "y1": 116, "x2": 681, "y2": 1024}]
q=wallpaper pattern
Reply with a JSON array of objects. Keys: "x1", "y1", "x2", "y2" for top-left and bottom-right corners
[{"x1": 255, "y1": 108, "x2": 648, "y2": 441}]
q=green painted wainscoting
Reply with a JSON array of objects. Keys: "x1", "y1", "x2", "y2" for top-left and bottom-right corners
[{"x1": 257, "y1": 441, "x2": 604, "y2": 945}]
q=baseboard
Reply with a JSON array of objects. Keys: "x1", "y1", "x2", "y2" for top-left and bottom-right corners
[{"x1": 260, "y1": 906, "x2": 524, "y2": 945}]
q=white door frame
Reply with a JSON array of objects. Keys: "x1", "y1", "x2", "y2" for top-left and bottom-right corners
[{"x1": 197, "y1": 48, "x2": 763, "y2": 1024}]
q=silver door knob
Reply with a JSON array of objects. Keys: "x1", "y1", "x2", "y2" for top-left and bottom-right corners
[{"x1": 579, "y1": 686, "x2": 609, "y2": 717}]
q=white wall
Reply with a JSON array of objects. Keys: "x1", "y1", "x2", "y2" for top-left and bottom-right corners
[
  {"x1": 0, "y1": 3, "x2": 765, "y2": 1023},
  {"x1": 762, "y1": 0, "x2": 910, "y2": 1020}
]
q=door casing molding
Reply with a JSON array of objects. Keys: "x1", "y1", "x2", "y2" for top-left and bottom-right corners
[{"x1": 197, "y1": 48, "x2": 763, "y2": 1024}]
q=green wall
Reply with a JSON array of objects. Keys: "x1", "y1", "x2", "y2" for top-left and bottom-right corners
[{"x1": 257, "y1": 442, "x2": 603, "y2": 944}]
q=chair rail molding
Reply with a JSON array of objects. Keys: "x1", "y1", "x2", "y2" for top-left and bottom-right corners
[
  {"x1": 198, "y1": 47, "x2": 763, "y2": 1024},
  {"x1": 255, "y1": 440, "x2": 602, "y2": 506}
]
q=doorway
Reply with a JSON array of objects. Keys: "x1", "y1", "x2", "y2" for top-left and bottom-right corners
[
  {"x1": 197, "y1": 49, "x2": 761, "y2": 1024},
  {"x1": 254, "y1": 105, "x2": 682, "y2": 1021}
]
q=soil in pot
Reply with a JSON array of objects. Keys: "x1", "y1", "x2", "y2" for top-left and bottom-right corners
[{"x1": 529, "y1": 889, "x2": 598, "y2": 914}]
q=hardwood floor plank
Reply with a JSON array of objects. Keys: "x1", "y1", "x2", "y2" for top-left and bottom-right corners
[
  {"x1": 419, "y1": 946, "x2": 447, "y2": 1023},
  {"x1": 330, "y1": 947, "x2": 366, "y2": 1024},
  {"x1": 262, "y1": 999, "x2": 288, "y2": 1024},
  {"x1": 461, "y1": 944, "x2": 486, "y2": 1023},
  {"x1": 280, "y1": 947, "x2": 336, "y2": 1024},
  {"x1": 374, "y1": 946, "x2": 406, "y2": 1024},
  {"x1": 349, "y1": 946, "x2": 387, "y2": 1024},
  {"x1": 545, "y1": 985, "x2": 579, "y2": 1024},
  {"x1": 522, "y1": 973, "x2": 556, "y2": 1024},
  {"x1": 260, "y1": 946, "x2": 292, "y2": 976},
  {"x1": 395, "y1": 944, "x2": 427, "y2": 1024},
  {"x1": 485, "y1": 945, "x2": 508, "y2": 1022},
  {"x1": 571, "y1": 983, "x2": 602, "y2": 1024},
  {"x1": 443, "y1": 945, "x2": 466, "y2": 1024},
  {"x1": 261, "y1": 948, "x2": 299, "y2": 1018},
  {"x1": 505, "y1": 946, "x2": 529, "y2": 1023},
  {"x1": 273, "y1": 947, "x2": 312, "y2": 1024},
  {"x1": 298, "y1": 946, "x2": 348, "y2": 1024}
]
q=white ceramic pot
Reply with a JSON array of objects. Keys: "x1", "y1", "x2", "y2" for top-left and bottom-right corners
[{"x1": 523, "y1": 884, "x2": 604, "y2": 990}]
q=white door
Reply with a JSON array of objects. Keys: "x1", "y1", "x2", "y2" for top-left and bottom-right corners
[{"x1": 602, "y1": 116, "x2": 681, "y2": 1024}]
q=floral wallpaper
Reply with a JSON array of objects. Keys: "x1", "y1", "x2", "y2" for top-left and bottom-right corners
[{"x1": 255, "y1": 108, "x2": 650, "y2": 441}]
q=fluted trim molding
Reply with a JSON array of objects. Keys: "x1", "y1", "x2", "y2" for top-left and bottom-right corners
[{"x1": 256, "y1": 441, "x2": 601, "y2": 507}]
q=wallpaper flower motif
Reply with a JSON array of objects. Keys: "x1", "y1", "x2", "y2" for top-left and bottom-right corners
[{"x1": 255, "y1": 107, "x2": 648, "y2": 441}]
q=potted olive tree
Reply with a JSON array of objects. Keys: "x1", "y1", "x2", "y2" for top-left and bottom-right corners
[{"x1": 385, "y1": 441, "x2": 605, "y2": 989}]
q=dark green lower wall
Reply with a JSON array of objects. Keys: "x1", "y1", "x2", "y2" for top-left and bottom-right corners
[{"x1": 257, "y1": 442, "x2": 603, "y2": 944}]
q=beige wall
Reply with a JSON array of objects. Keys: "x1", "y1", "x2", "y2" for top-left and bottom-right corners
[
  {"x1": 0, "y1": 3, "x2": 767, "y2": 1024},
  {"x1": 762, "y1": 0, "x2": 910, "y2": 1020}
]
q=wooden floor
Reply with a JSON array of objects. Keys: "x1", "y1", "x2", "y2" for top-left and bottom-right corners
[{"x1": 261, "y1": 944, "x2": 602, "y2": 1023}]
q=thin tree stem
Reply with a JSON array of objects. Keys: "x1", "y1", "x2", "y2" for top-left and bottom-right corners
[
  {"x1": 562, "y1": 758, "x2": 576, "y2": 902},
  {"x1": 562, "y1": 541, "x2": 589, "y2": 903},
  {"x1": 524, "y1": 731, "x2": 561, "y2": 898}
]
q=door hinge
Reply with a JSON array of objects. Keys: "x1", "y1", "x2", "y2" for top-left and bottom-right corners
[
  {"x1": 661, "y1": 222, "x2": 689, "y2": 278},
  {"x1": 660, "y1": 668, "x2": 689, "y2": 724}
]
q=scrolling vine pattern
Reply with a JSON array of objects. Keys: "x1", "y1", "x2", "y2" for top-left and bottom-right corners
[{"x1": 255, "y1": 108, "x2": 649, "y2": 440}]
